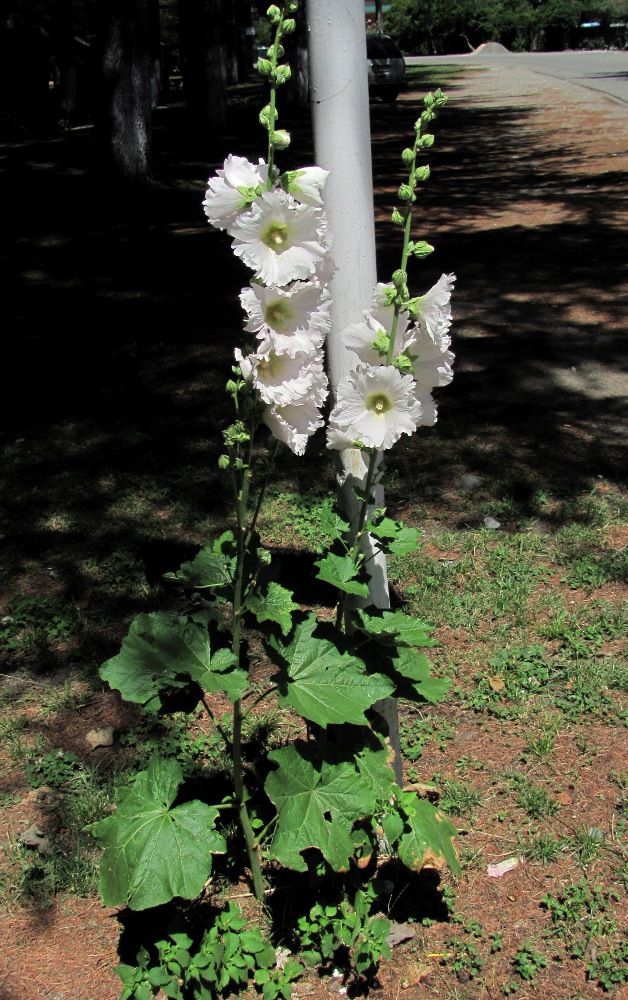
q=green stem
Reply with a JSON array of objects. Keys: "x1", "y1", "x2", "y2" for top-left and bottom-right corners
[
  {"x1": 336, "y1": 449, "x2": 381, "y2": 631},
  {"x1": 230, "y1": 439, "x2": 266, "y2": 904},
  {"x1": 265, "y1": 12, "x2": 285, "y2": 183},
  {"x1": 246, "y1": 437, "x2": 279, "y2": 548}
]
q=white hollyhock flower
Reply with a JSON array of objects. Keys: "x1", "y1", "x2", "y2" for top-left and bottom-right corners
[
  {"x1": 343, "y1": 306, "x2": 413, "y2": 366},
  {"x1": 371, "y1": 282, "x2": 396, "y2": 309},
  {"x1": 414, "y1": 389, "x2": 438, "y2": 426},
  {"x1": 236, "y1": 347, "x2": 327, "y2": 408},
  {"x1": 240, "y1": 281, "x2": 330, "y2": 357},
  {"x1": 203, "y1": 155, "x2": 268, "y2": 231},
  {"x1": 407, "y1": 326, "x2": 455, "y2": 389},
  {"x1": 230, "y1": 190, "x2": 327, "y2": 287},
  {"x1": 414, "y1": 273, "x2": 456, "y2": 350},
  {"x1": 327, "y1": 365, "x2": 422, "y2": 451},
  {"x1": 263, "y1": 397, "x2": 325, "y2": 456},
  {"x1": 282, "y1": 167, "x2": 330, "y2": 206}
]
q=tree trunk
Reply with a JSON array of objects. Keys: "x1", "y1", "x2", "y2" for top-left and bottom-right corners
[
  {"x1": 98, "y1": 0, "x2": 152, "y2": 184},
  {"x1": 179, "y1": 0, "x2": 228, "y2": 135}
]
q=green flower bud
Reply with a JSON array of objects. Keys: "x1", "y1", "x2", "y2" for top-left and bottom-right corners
[
  {"x1": 394, "y1": 354, "x2": 413, "y2": 375},
  {"x1": 259, "y1": 104, "x2": 272, "y2": 127},
  {"x1": 424, "y1": 91, "x2": 434, "y2": 107},
  {"x1": 397, "y1": 183, "x2": 414, "y2": 202},
  {"x1": 257, "y1": 57, "x2": 273, "y2": 76},
  {"x1": 401, "y1": 147, "x2": 415, "y2": 166},
  {"x1": 225, "y1": 379, "x2": 239, "y2": 394},
  {"x1": 419, "y1": 133, "x2": 435, "y2": 148},
  {"x1": 275, "y1": 64, "x2": 291, "y2": 84},
  {"x1": 218, "y1": 454, "x2": 230, "y2": 470},
  {"x1": 266, "y1": 5, "x2": 281, "y2": 22},
  {"x1": 270, "y1": 129, "x2": 291, "y2": 149},
  {"x1": 391, "y1": 205, "x2": 407, "y2": 226},
  {"x1": 282, "y1": 17, "x2": 296, "y2": 33},
  {"x1": 287, "y1": 1, "x2": 299, "y2": 10},
  {"x1": 392, "y1": 269, "x2": 407, "y2": 290},
  {"x1": 410, "y1": 241, "x2": 434, "y2": 258},
  {"x1": 415, "y1": 164, "x2": 430, "y2": 182}
]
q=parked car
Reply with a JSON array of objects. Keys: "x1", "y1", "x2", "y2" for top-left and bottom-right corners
[{"x1": 366, "y1": 33, "x2": 406, "y2": 101}]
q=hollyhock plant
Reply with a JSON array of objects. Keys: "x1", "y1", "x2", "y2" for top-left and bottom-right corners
[
  {"x1": 342, "y1": 306, "x2": 414, "y2": 366},
  {"x1": 92, "y1": 13, "x2": 462, "y2": 989},
  {"x1": 240, "y1": 281, "x2": 331, "y2": 357},
  {"x1": 327, "y1": 365, "x2": 422, "y2": 451},
  {"x1": 281, "y1": 166, "x2": 330, "y2": 206},
  {"x1": 202, "y1": 154, "x2": 268, "y2": 231},
  {"x1": 263, "y1": 396, "x2": 326, "y2": 456},
  {"x1": 235, "y1": 346, "x2": 327, "y2": 409},
  {"x1": 230, "y1": 189, "x2": 328, "y2": 287},
  {"x1": 411, "y1": 272, "x2": 456, "y2": 350}
]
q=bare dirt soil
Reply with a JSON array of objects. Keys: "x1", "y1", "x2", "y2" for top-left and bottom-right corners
[{"x1": 1, "y1": 64, "x2": 627, "y2": 1000}]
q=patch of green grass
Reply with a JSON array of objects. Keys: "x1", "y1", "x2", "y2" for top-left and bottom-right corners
[
  {"x1": 508, "y1": 772, "x2": 558, "y2": 820},
  {"x1": 439, "y1": 778, "x2": 483, "y2": 817},
  {"x1": 519, "y1": 830, "x2": 565, "y2": 865}
]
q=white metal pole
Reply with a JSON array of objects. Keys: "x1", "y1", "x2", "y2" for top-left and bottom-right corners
[{"x1": 305, "y1": 0, "x2": 402, "y2": 783}]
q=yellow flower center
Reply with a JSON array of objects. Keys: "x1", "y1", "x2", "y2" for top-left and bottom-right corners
[
  {"x1": 367, "y1": 393, "x2": 391, "y2": 415},
  {"x1": 261, "y1": 222, "x2": 289, "y2": 251},
  {"x1": 266, "y1": 300, "x2": 292, "y2": 330},
  {"x1": 257, "y1": 352, "x2": 281, "y2": 380}
]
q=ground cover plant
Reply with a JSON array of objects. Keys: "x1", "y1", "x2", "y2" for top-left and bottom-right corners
[{"x1": 1, "y1": 27, "x2": 627, "y2": 1000}]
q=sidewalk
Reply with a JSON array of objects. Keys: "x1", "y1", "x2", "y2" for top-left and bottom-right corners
[{"x1": 394, "y1": 61, "x2": 628, "y2": 489}]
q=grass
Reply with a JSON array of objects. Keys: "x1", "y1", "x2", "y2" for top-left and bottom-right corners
[{"x1": 1, "y1": 58, "x2": 627, "y2": 996}]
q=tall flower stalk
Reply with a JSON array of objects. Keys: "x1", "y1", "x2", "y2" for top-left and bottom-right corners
[{"x1": 91, "y1": 6, "x2": 461, "y2": 959}]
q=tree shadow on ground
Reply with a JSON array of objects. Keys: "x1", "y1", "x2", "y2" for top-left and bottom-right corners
[{"x1": 1, "y1": 74, "x2": 626, "y2": 671}]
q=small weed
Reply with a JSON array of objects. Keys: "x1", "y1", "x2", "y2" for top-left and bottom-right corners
[
  {"x1": 587, "y1": 936, "x2": 628, "y2": 991},
  {"x1": 511, "y1": 941, "x2": 547, "y2": 983},
  {"x1": 25, "y1": 749, "x2": 82, "y2": 789},
  {"x1": 440, "y1": 779, "x2": 483, "y2": 817},
  {"x1": 508, "y1": 773, "x2": 558, "y2": 820},
  {"x1": 569, "y1": 825, "x2": 606, "y2": 866},
  {"x1": 399, "y1": 715, "x2": 455, "y2": 764},
  {"x1": 1, "y1": 594, "x2": 82, "y2": 656},
  {"x1": 542, "y1": 880, "x2": 618, "y2": 958},
  {"x1": 519, "y1": 830, "x2": 564, "y2": 864},
  {"x1": 562, "y1": 550, "x2": 628, "y2": 593},
  {"x1": 444, "y1": 935, "x2": 484, "y2": 981},
  {"x1": 296, "y1": 884, "x2": 391, "y2": 983},
  {"x1": 525, "y1": 730, "x2": 555, "y2": 758},
  {"x1": 489, "y1": 931, "x2": 503, "y2": 953}
]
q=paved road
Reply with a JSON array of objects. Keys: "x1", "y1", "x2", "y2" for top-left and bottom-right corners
[{"x1": 406, "y1": 50, "x2": 628, "y2": 106}]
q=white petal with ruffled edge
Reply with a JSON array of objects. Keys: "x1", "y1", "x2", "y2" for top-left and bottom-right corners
[
  {"x1": 327, "y1": 365, "x2": 421, "y2": 451},
  {"x1": 203, "y1": 155, "x2": 267, "y2": 231},
  {"x1": 230, "y1": 190, "x2": 327, "y2": 287}
]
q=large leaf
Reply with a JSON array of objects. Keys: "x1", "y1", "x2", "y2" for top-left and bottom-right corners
[
  {"x1": 265, "y1": 743, "x2": 377, "y2": 872},
  {"x1": 90, "y1": 757, "x2": 226, "y2": 910},
  {"x1": 367, "y1": 516, "x2": 422, "y2": 556},
  {"x1": 100, "y1": 612, "x2": 246, "y2": 710},
  {"x1": 164, "y1": 532, "x2": 236, "y2": 591},
  {"x1": 272, "y1": 616, "x2": 393, "y2": 726},
  {"x1": 380, "y1": 646, "x2": 451, "y2": 704},
  {"x1": 245, "y1": 582, "x2": 299, "y2": 636},
  {"x1": 318, "y1": 502, "x2": 350, "y2": 544},
  {"x1": 355, "y1": 609, "x2": 437, "y2": 647},
  {"x1": 314, "y1": 553, "x2": 369, "y2": 598},
  {"x1": 395, "y1": 790, "x2": 460, "y2": 876}
]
